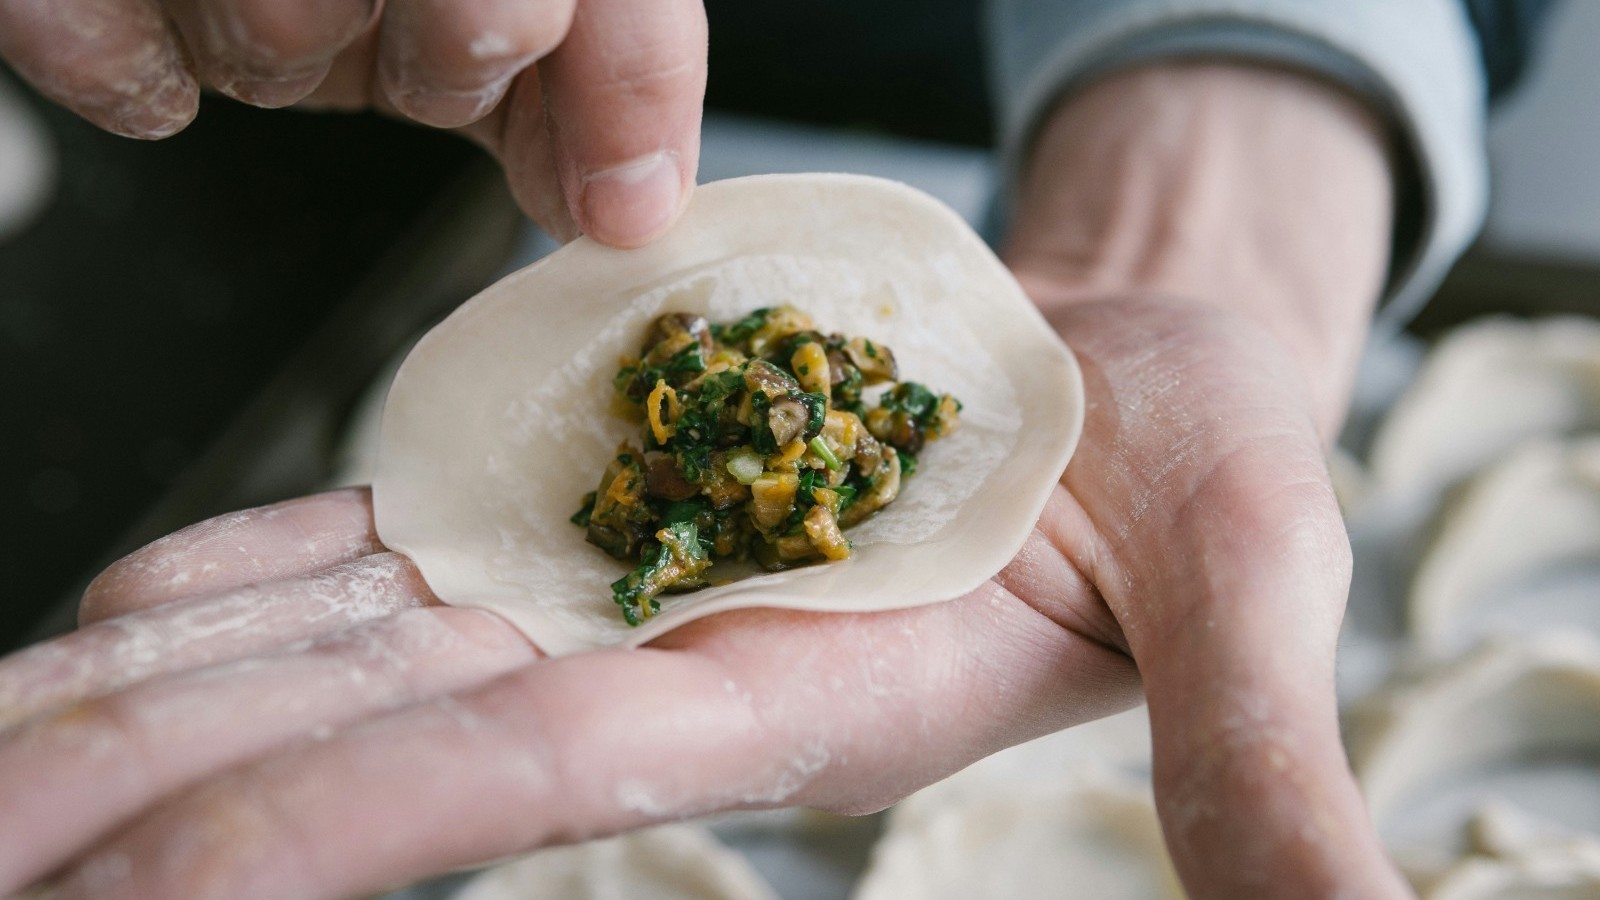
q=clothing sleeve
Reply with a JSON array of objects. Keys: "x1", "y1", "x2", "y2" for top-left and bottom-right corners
[
  {"x1": 1462, "y1": 0, "x2": 1559, "y2": 101},
  {"x1": 986, "y1": 0, "x2": 1490, "y2": 325}
]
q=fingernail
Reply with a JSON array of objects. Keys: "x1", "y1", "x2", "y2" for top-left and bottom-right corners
[
  {"x1": 109, "y1": 67, "x2": 199, "y2": 140},
  {"x1": 580, "y1": 152, "x2": 683, "y2": 248},
  {"x1": 217, "y1": 67, "x2": 327, "y2": 108},
  {"x1": 390, "y1": 79, "x2": 510, "y2": 127}
]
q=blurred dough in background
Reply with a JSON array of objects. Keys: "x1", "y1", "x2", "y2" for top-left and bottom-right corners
[
  {"x1": 855, "y1": 768, "x2": 1179, "y2": 900},
  {"x1": 1338, "y1": 313, "x2": 1600, "y2": 899},
  {"x1": 1408, "y1": 438, "x2": 1600, "y2": 656},
  {"x1": 448, "y1": 825, "x2": 780, "y2": 900},
  {"x1": 1365, "y1": 317, "x2": 1600, "y2": 514},
  {"x1": 853, "y1": 709, "x2": 1169, "y2": 900},
  {"x1": 0, "y1": 76, "x2": 55, "y2": 242}
]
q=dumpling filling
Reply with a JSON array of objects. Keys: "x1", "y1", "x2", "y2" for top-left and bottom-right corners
[{"x1": 572, "y1": 306, "x2": 962, "y2": 624}]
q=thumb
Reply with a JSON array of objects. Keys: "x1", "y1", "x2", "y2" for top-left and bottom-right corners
[{"x1": 1051, "y1": 297, "x2": 1410, "y2": 898}]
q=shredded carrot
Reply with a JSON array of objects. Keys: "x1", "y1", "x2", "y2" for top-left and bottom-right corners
[
  {"x1": 773, "y1": 439, "x2": 806, "y2": 466},
  {"x1": 647, "y1": 378, "x2": 680, "y2": 444}
]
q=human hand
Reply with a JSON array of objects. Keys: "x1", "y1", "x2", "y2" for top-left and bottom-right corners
[
  {"x1": 0, "y1": 0, "x2": 707, "y2": 246},
  {"x1": 0, "y1": 62, "x2": 1409, "y2": 899},
  {"x1": 1001, "y1": 62, "x2": 1407, "y2": 894},
  {"x1": 0, "y1": 293, "x2": 1403, "y2": 898}
]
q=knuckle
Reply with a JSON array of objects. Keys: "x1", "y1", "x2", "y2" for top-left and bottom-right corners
[
  {"x1": 591, "y1": 51, "x2": 702, "y2": 111},
  {"x1": 27, "y1": 697, "x2": 146, "y2": 776}
]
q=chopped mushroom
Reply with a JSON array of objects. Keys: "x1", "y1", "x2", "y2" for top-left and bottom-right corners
[
  {"x1": 840, "y1": 447, "x2": 902, "y2": 528},
  {"x1": 767, "y1": 396, "x2": 811, "y2": 447},
  {"x1": 804, "y1": 504, "x2": 851, "y2": 561},
  {"x1": 643, "y1": 451, "x2": 699, "y2": 501}
]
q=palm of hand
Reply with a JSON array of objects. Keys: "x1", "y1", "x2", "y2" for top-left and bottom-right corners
[{"x1": 0, "y1": 295, "x2": 1399, "y2": 899}]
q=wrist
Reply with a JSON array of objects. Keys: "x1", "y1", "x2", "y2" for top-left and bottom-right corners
[{"x1": 1002, "y1": 61, "x2": 1393, "y2": 434}]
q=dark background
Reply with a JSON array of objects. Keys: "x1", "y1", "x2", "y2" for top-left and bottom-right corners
[{"x1": 0, "y1": 81, "x2": 482, "y2": 651}]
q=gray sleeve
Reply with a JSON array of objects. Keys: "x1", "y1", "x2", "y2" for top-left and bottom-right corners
[{"x1": 988, "y1": 0, "x2": 1488, "y2": 324}]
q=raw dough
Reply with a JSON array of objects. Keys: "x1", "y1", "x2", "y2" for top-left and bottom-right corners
[
  {"x1": 1368, "y1": 317, "x2": 1600, "y2": 506},
  {"x1": 889, "y1": 706, "x2": 1152, "y2": 828},
  {"x1": 449, "y1": 825, "x2": 779, "y2": 900},
  {"x1": 1428, "y1": 852, "x2": 1600, "y2": 900},
  {"x1": 1409, "y1": 437, "x2": 1600, "y2": 655},
  {"x1": 1427, "y1": 806, "x2": 1600, "y2": 900},
  {"x1": 854, "y1": 767, "x2": 1179, "y2": 900},
  {"x1": 1348, "y1": 635, "x2": 1600, "y2": 872},
  {"x1": 373, "y1": 174, "x2": 1084, "y2": 656}
]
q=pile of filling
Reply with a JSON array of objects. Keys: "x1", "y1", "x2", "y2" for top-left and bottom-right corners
[{"x1": 571, "y1": 306, "x2": 962, "y2": 625}]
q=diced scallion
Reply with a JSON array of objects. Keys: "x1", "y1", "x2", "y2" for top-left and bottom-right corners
[
  {"x1": 726, "y1": 448, "x2": 765, "y2": 485},
  {"x1": 809, "y1": 436, "x2": 843, "y2": 471}
]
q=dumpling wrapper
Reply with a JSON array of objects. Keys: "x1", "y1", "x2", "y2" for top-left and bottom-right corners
[
  {"x1": 373, "y1": 173, "x2": 1083, "y2": 656},
  {"x1": 1428, "y1": 811, "x2": 1600, "y2": 900},
  {"x1": 1347, "y1": 634, "x2": 1600, "y2": 872},
  {"x1": 1408, "y1": 437, "x2": 1600, "y2": 655},
  {"x1": 1368, "y1": 316, "x2": 1600, "y2": 506},
  {"x1": 855, "y1": 767, "x2": 1181, "y2": 900},
  {"x1": 448, "y1": 824, "x2": 779, "y2": 900},
  {"x1": 888, "y1": 706, "x2": 1152, "y2": 830}
]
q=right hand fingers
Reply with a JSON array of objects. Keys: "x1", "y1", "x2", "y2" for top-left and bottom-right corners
[
  {"x1": 2, "y1": 0, "x2": 706, "y2": 248},
  {"x1": 376, "y1": 0, "x2": 575, "y2": 128},
  {"x1": 158, "y1": 0, "x2": 377, "y2": 108},
  {"x1": 0, "y1": 0, "x2": 198, "y2": 139},
  {"x1": 463, "y1": 0, "x2": 708, "y2": 247}
]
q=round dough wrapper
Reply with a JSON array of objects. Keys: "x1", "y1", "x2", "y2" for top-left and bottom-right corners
[
  {"x1": 889, "y1": 707, "x2": 1152, "y2": 830},
  {"x1": 855, "y1": 769, "x2": 1180, "y2": 900},
  {"x1": 1409, "y1": 438, "x2": 1600, "y2": 655},
  {"x1": 1427, "y1": 846, "x2": 1600, "y2": 900},
  {"x1": 1348, "y1": 635, "x2": 1600, "y2": 862},
  {"x1": 1368, "y1": 317, "x2": 1600, "y2": 507},
  {"x1": 449, "y1": 825, "x2": 779, "y2": 900},
  {"x1": 1468, "y1": 802, "x2": 1600, "y2": 861},
  {"x1": 373, "y1": 173, "x2": 1083, "y2": 655}
]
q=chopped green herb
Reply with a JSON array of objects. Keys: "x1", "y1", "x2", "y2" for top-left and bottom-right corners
[
  {"x1": 665, "y1": 345, "x2": 707, "y2": 379},
  {"x1": 711, "y1": 307, "x2": 772, "y2": 345},
  {"x1": 610, "y1": 521, "x2": 709, "y2": 626},
  {"x1": 809, "y1": 436, "x2": 843, "y2": 471},
  {"x1": 748, "y1": 392, "x2": 777, "y2": 454},
  {"x1": 899, "y1": 450, "x2": 918, "y2": 477},
  {"x1": 802, "y1": 391, "x2": 828, "y2": 436},
  {"x1": 570, "y1": 491, "x2": 597, "y2": 526},
  {"x1": 880, "y1": 382, "x2": 940, "y2": 422},
  {"x1": 659, "y1": 499, "x2": 709, "y2": 528}
]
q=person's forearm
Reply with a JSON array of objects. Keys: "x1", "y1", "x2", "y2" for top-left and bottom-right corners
[{"x1": 1004, "y1": 61, "x2": 1394, "y2": 439}]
